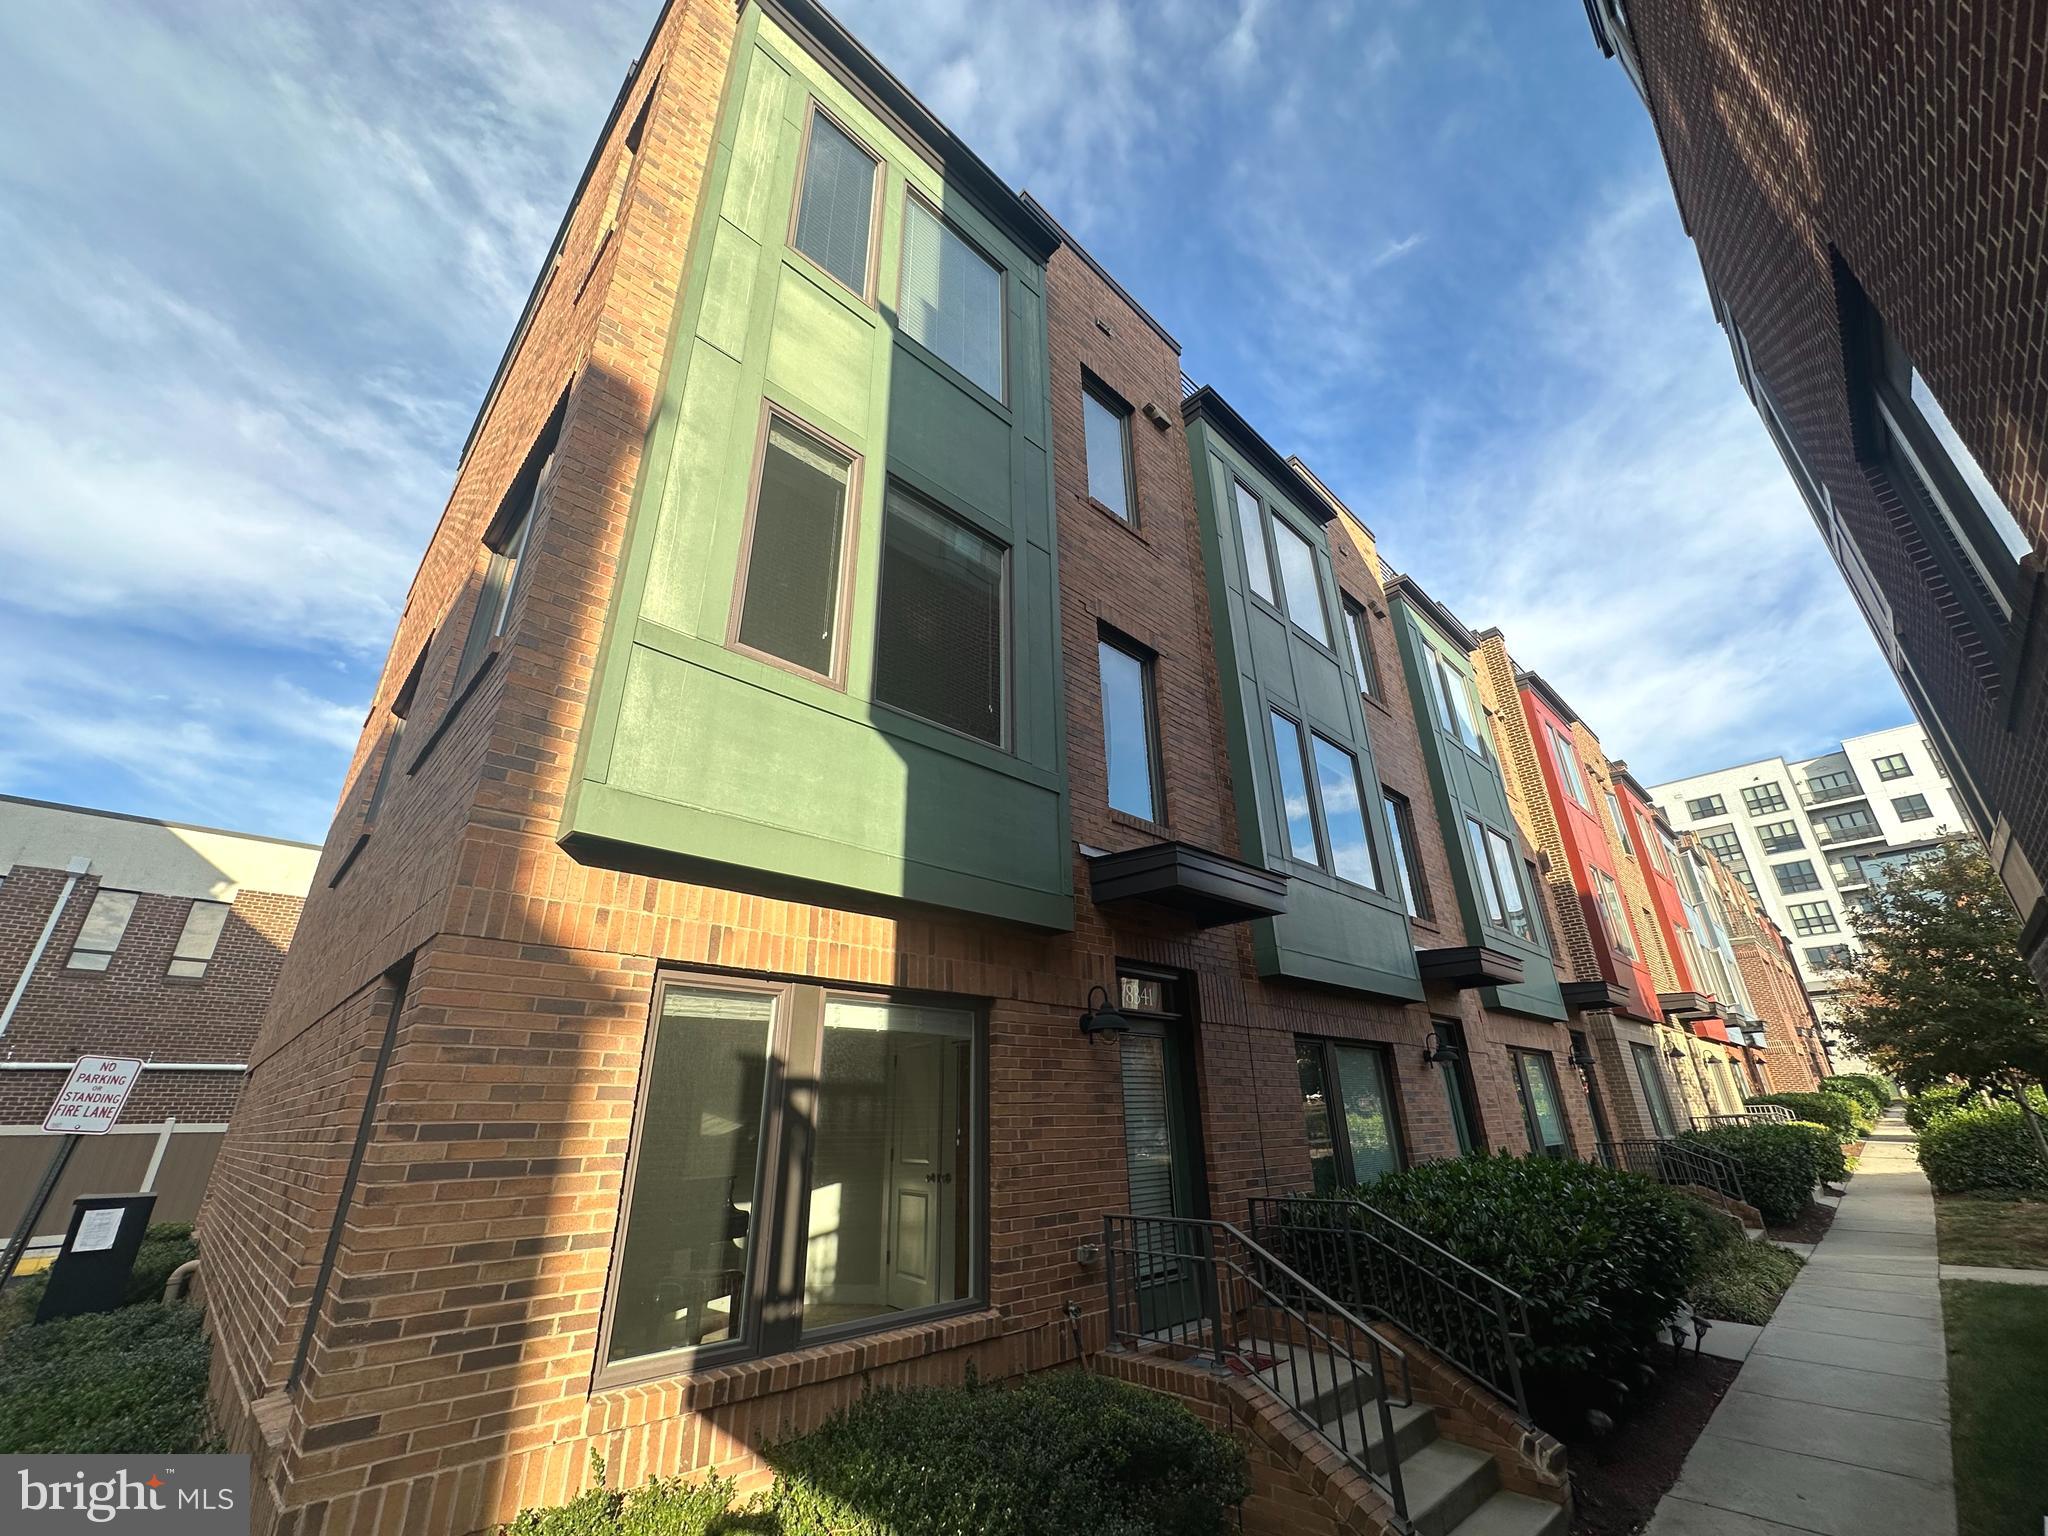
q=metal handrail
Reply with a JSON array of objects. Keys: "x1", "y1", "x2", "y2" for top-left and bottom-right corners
[
  {"x1": 1702, "y1": 1103, "x2": 1795, "y2": 1127},
  {"x1": 1597, "y1": 1137, "x2": 1745, "y2": 1204},
  {"x1": 1247, "y1": 1194, "x2": 1530, "y2": 1421},
  {"x1": 1104, "y1": 1214, "x2": 1412, "y2": 1525}
]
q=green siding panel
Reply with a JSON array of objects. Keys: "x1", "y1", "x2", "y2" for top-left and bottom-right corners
[{"x1": 562, "y1": 10, "x2": 1071, "y2": 931}]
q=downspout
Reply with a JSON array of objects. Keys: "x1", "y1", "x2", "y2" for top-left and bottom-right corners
[{"x1": 0, "y1": 856, "x2": 89, "y2": 1038}]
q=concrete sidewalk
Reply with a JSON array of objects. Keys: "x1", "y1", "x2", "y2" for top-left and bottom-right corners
[{"x1": 1647, "y1": 1107, "x2": 1955, "y2": 1536}]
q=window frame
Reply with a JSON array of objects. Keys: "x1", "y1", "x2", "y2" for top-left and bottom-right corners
[
  {"x1": 1097, "y1": 628, "x2": 1165, "y2": 825},
  {"x1": 1892, "y1": 793, "x2": 1933, "y2": 821},
  {"x1": 725, "y1": 403, "x2": 865, "y2": 691},
  {"x1": 1591, "y1": 867, "x2": 1637, "y2": 958},
  {"x1": 1080, "y1": 373, "x2": 1138, "y2": 525},
  {"x1": 1787, "y1": 900, "x2": 1840, "y2": 937},
  {"x1": 1232, "y1": 479, "x2": 1277, "y2": 605},
  {"x1": 1295, "y1": 1035, "x2": 1407, "y2": 1187},
  {"x1": 1872, "y1": 753, "x2": 1911, "y2": 781},
  {"x1": 1463, "y1": 816, "x2": 1533, "y2": 943},
  {"x1": 365, "y1": 641, "x2": 430, "y2": 829},
  {"x1": 1686, "y1": 794, "x2": 1728, "y2": 820},
  {"x1": 66, "y1": 888, "x2": 140, "y2": 972},
  {"x1": 896, "y1": 187, "x2": 1009, "y2": 407},
  {"x1": 1511, "y1": 1047, "x2": 1573, "y2": 1158},
  {"x1": 1342, "y1": 597, "x2": 1383, "y2": 702},
  {"x1": 787, "y1": 96, "x2": 885, "y2": 306},
  {"x1": 1548, "y1": 726, "x2": 1590, "y2": 808},
  {"x1": 1771, "y1": 858, "x2": 1822, "y2": 895},
  {"x1": 1604, "y1": 790, "x2": 1636, "y2": 857},
  {"x1": 1429, "y1": 648, "x2": 1488, "y2": 757},
  {"x1": 1268, "y1": 709, "x2": 1323, "y2": 867},
  {"x1": 1380, "y1": 786, "x2": 1431, "y2": 921},
  {"x1": 1741, "y1": 783, "x2": 1789, "y2": 816},
  {"x1": 457, "y1": 449, "x2": 556, "y2": 686},
  {"x1": 1268, "y1": 513, "x2": 1335, "y2": 650},
  {"x1": 1754, "y1": 819, "x2": 1804, "y2": 853},
  {"x1": 595, "y1": 971, "x2": 989, "y2": 1388},
  {"x1": 167, "y1": 899, "x2": 231, "y2": 980},
  {"x1": 869, "y1": 481, "x2": 1013, "y2": 751},
  {"x1": 1628, "y1": 1040, "x2": 1679, "y2": 1138}
]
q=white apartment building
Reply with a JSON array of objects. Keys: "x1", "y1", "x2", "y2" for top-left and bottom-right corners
[{"x1": 1649, "y1": 723, "x2": 1968, "y2": 1002}]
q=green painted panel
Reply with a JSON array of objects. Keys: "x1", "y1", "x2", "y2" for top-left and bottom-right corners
[
  {"x1": 766, "y1": 266, "x2": 873, "y2": 429},
  {"x1": 562, "y1": 10, "x2": 1068, "y2": 930}
]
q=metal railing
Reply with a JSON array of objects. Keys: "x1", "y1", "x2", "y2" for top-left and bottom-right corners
[
  {"x1": 1703, "y1": 1102, "x2": 1795, "y2": 1126},
  {"x1": 1179, "y1": 370, "x2": 1200, "y2": 399},
  {"x1": 1797, "y1": 775, "x2": 1867, "y2": 808},
  {"x1": 1248, "y1": 1194, "x2": 1530, "y2": 1422},
  {"x1": 1104, "y1": 1213, "x2": 1412, "y2": 1524},
  {"x1": 1597, "y1": 1138, "x2": 1745, "y2": 1205},
  {"x1": 1816, "y1": 819, "x2": 1885, "y2": 847}
]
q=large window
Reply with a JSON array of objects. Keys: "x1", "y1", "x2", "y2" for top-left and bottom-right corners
[
  {"x1": 1772, "y1": 859, "x2": 1822, "y2": 895},
  {"x1": 1697, "y1": 828, "x2": 1746, "y2": 867},
  {"x1": 457, "y1": 448, "x2": 554, "y2": 682},
  {"x1": 1816, "y1": 807, "x2": 1881, "y2": 843},
  {"x1": 1429, "y1": 649, "x2": 1487, "y2": 755},
  {"x1": 1465, "y1": 818, "x2": 1533, "y2": 943},
  {"x1": 1805, "y1": 768, "x2": 1857, "y2": 799},
  {"x1": 1269, "y1": 712, "x2": 1378, "y2": 888},
  {"x1": 792, "y1": 105, "x2": 879, "y2": 298},
  {"x1": 67, "y1": 889, "x2": 138, "y2": 971},
  {"x1": 167, "y1": 901, "x2": 230, "y2": 980},
  {"x1": 1605, "y1": 791, "x2": 1636, "y2": 858},
  {"x1": 1549, "y1": 726, "x2": 1589, "y2": 807},
  {"x1": 1787, "y1": 900, "x2": 1840, "y2": 937},
  {"x1": 1296, "y1": 1037, "x2": 1404, "y2": 1191},
  {"x1": 1805, "y1": 944, "x2": 1853, "y2": 969},
  {"x1": 1628, "y1": 1041, "x2": 1679, "y2": 1138},
  {"x1": 1432, "y1": 1018, "x2": 1482, "y2": 1156},
  {"x1": 1685, "y1": 794, "x2": 1727, "y2": 820},
  {"x1": 1892, "y1": 793, "x2": 1933, "y2": 821},
  {"x1": 1098, "y1": 633, "x2": 1161, "y2": 823},
  {"x1": 1270, "y1": 518, "x2": 1332, "y2": 647},
  {"x1": 872, "y1": 489, "x2": 1006, "y2": 745},
  {"x1": 1082, "y1": 379, "x2": 1136, "y2": 522},
  {"x1": 1741, "y1": 783, "x2": 1788, "y2": 816},
  {"x1": 1591, "y1": 867, "x2": 1635, "y2": 958},
  {"x1": 1233, "y1": 481, "x2": 1275, "y2": 603},
  {"x1": 605, "y1": 978, "x2": 980, "y2": 1375},
  {"x1": 733, "y1": 415, "x2": 857, "y2": 682},
  {"x1": 1381, "y1": 788, "x2": 1430, "y2": 920},
  {"x1": 1511, "y1": 1049, "x2": 1571, "y2": 1158},
  {"x1": 1755, "y1": 819, "x2": 1803, "y2": 853},
  {"x1": 1872, "y1": 753, "x2": 1911, "y2": 781},
  {"x1": 1343, "y1": 599, "x2": 1383, "y2": 701},
  {"x1": 899, "y1": 196, "x2": 1003, "y2": 400}
]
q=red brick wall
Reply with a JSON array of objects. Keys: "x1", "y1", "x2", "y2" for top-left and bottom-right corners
[{"x1": 0, "y1": 864, "x2": 301, "y2": 1123}]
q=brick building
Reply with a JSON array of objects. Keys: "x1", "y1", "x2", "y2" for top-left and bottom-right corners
[
  {"x1": 0, "y1": 795, "x2": 317, "y2": 1246},
  {"x1": 1585, "y1": 1, "x2": 2048, "y2": 989}
]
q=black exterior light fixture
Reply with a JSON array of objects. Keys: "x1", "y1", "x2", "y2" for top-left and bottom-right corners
[
  {"x1": 1667, "y1": 1044, "x2": 1687, "y2": 1063},
  {"x1": 1422, "y1": 1031, "x2": 1461, "y2": 1066},
  {"x1": 1568, "y1": 1039, "x2": 1600, "y2": 1072},
  {"x1": 1079, "y1": 985, "x2": 1131, "y2": 1041}
]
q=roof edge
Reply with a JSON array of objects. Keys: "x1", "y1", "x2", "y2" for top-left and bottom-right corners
[
  {"x1": 0, "y1": 793, "x2": 323, "y2": 851},
  {"x1": 1384, "y1": 572, "x2": 1479, "y2": 651},
  {"x1": 1181, "y1": 386, "x2": 1336, "y2": 525},
  {"x1": 1021, "y1": 192, "x2": 1179, "y2": 353}
]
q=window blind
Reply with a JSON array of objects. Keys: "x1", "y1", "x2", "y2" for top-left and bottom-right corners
[
  {"x1": 793, "y1": 111, "x2": 876, "y2": 294},
  {"x1": 872, "y1": 491, "x2": 1005, "y2": 743},
  {"x1": 900, "y1": 198, "x2": 1003, "y2": 398}
]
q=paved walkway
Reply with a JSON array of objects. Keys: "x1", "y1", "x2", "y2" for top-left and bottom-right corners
[{"x1": 1647, "y1": 1108, "x2": 1955, "y2": 1536}]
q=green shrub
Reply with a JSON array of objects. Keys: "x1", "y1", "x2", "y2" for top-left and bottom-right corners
[
  {"x1": 506, "y1": 1455, "x2": 743, "y2": 1536},
  {"x1": 0, "y1": 1301, "x2": 214, "y2": 1454},
  {"x1": 1677, "y1": 1122, "x2": 1840, "y2": 1225},
  {"x1": 1749, "y1": 1091, "x2": 1870, "y2": 1139},
  {"x1": 765, "y1": 1370, "x2": 1248, "y2": 1536},
  {"x1": 1689, "y1": 1238, "x2": 1805, "y2": 1326},
  {"x1": 1823, "y1": 1074, "x2": 1895, "y2": 1112},
  {"x1": 1673, "y1": 1196, "x2": 1745, "y2": 1260},
  {"x1": 127, "y1": 1223, "x2": 199, "y2": 1308},
  {"x1": 1316, "y1": 1153, "x2": 1700, "y2": 1422},
  {"x1": 1919, "y1": 1100, "x2": 2048, "y2": 1194},
  {"x1": 1906, "y1": 1084, "x2": 1976, "y2": 1131}
]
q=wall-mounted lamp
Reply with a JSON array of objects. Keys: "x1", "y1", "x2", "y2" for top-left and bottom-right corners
[
  {"x1": 1422, "y1": 1031, "x2": 1461, "y2": 1066},
  {"x1": 1569, "y1": 1041, "x2": 1600, "y2": 1072},
  {"x1": 1079, "y1": 985, "x2": 1130, "y2": 1041},
  {"x1": 1667, "y1": 1045, "x2": 1687, "y2": 1063}
]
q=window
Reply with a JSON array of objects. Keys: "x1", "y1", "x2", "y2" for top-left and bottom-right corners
[
  {"x1": 1082, "y1": 379, "x2": 1135, "y2": 522},
  {"x1": 1872, "y1": 753, "x2": 1911, "y2": 781},
  {"x1": 365, "y1": 644, "x2": 428, "y2": 826},
  {"x1": 1686, "y1": 794, "x2": 1727, "y2": 820},
  {"x1": 1696, "y1": 827, "x2": 1745, "y2": 866},
  {"x1": 1605, "y1": 791, "x2": 1635, "y2": 857},
  {"x1": 1805, "y1": 944, "x2": 1853, "y2": 969},
  {"x1": 67, "y1": 889, "x2": 138, "y2": 971},
  {"x1": 873, "y1": 489, "x2": 1006, "y2": 745},
  {"x1": 1788, "y1": 900, "x2": 1840, "y2": 937},
  {"x1": 1629, "y1": 1041, "x2": 1679, "y2": 1138},
  {"x1": 1464, "y1": 818, "x2": 1533, "y2": 942},
  {"x1": 1098, "y1": 634, "x2": 1161, "y2": 823},
  {"x1": 1432, "y1": 1018, "x2": 1482, "y2": 1156},
  {"x1": 898, "y1": 196, "x2": 1003, "y2": 400},
  {"x1": 1429, "y1": 649, "x2": 1486, "y2": 755},
  {"x1": 1591, "y1": 867, "x2": 1635, "y2": 958},
  {"x1": 1804, "y1": 768, "x2": 1857, "y2": 799},
  {"x1": 1233, "y1": 481, "x2": 1276, "y2": 603},
  {"x1": 1295, "y1": 1037, "x2": 1404, "y2": 1191},
  {"x1": 1772, "y1": 859, "x2": 1821, "y2": 895},
  {"x1": 792, "y1": 105, "x2": 879, "y2": 297},
  {"x1": 1512, "y1": 1049, "x2": 1572, "y2": 1158},
  {"x1": 605, "y1": 977, "x2": 980, "y2": 1373},
  {"x1": 456, "y1": 449, "x2": 554, "y2": 682},
  {"x1": 1741, "y1": 783, "x2": 1788, "y2": 816},
  {"x1": 1909, "y1": 365, "x2": 2032, "y2": 577},
  {"x1": 1548, "y1": 726, "x2": 1590, "y2": 807},
  {"x1": 1381, "y1": 788, "x2": 1429, "y2": 920},
  {"x1": 1269, "y1": 712, "x2": 1321, "y2": 864},
  {"x1": 1892, "y1": 793, "x2": 1933, "y2": 821},
  {"x1": 1816, "y1": 807, "x2": 1881, "y2": 843},
  {"x1": 1271, "y1": 517, "x2": 1333, "y2": 647},
  {"x1": 1343, "y1": 599, "x2": 1382, "y2": 700},
  {"x1": 1524, "y1": 859, "x2": 1554, "y2": 953},
  {"x1": 168, "y1": 900, "x2": 230, "y2": 979},
  {"x1": 732, "y1": 415, "x2": 857, "y2": 681},
  {"x1": 1310, "y1": 735, "x2": 1379, "y2": 889},
  {"x1": 1755, "y1": 819, "x2": 1803, "y2": 853}
]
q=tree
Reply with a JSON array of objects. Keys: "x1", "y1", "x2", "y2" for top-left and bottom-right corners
[{"x1": 1830, "y1": 839, "x2": 2048, "y2": 1161}]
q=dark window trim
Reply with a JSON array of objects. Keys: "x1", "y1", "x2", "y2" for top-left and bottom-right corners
[
  {"x1": 1686, "y1": 794, "x2": 1728, "y2": 820},
  {"x1": 786, "y1": 94, "x2": 885, "y2": 307},
  {"x1": 1510, "y1": 1046, "x2": 1573, "y2": 1158},
  {"x1": 1081, "y1": 370, "x2": 1139, "y2": 527},
  {"x1": 1380, "y1": 785, "x2": 1431, "y2": 921},
  {"x1": 1098, "y1": 625, "x2": 1166, "y2": 827},
  {"x1": 897, "y1": 184, "x2": 1011, "y2": 410},
  {"x1": 1342, "y1": 596, "x2": 1384, "y2": 702},
  {"x1": 1296, "y1": 1034, "x2": 1407, "y2": 1187}
]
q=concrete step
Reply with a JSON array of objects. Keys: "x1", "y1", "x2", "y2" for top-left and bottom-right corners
[
  {"x1": 1393, "y1": 1438, "x2": 1500, "y2": 1536},
  {"x1": 1316, "y1": 1396, "x2": 1439, "y2": 1472},
  {"x1": 1443, "y1": 1488, "x2": 1568, "y2": 1536},
  {"x1": 1243, "y1": 1339, "x2": 1382, "y2": 1423}
]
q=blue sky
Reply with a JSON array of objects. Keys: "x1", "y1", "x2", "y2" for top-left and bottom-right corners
[{"x1": 0, "y1": 0, "x2": 1908, "y2": 844}]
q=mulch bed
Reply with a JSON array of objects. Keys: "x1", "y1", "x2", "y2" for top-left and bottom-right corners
[
  {"x1": 1566, "y1": 1352, "x2": 1742, "y2": 1536},
  {"x1": 1766, "y1": 1199, "x2": 1837, "y2": 1246}
]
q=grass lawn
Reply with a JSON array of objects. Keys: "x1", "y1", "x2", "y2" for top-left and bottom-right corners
[
  {"x1": 1935, "y1": 1195, "x2": 2048, "y2": 1269},
  {"x1": 1944, "y1": 1280, "x2": 2048, "y2": 1536}
]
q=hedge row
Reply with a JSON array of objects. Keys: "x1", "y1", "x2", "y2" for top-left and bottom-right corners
[
  {"x1": 0, "y1": 1302, "x2": 215, "y2": 1455},
  {"x1": 1678, "y1": 1122, "x2": 1843, "y2": 1225},
  {"x1": 1918, "y1": 1100, "x2": 2048, "y2": 1194},
  {"x1": 1747, "y1": 1091, "x2": 1871, "y2": 1140},
  {"x1": 1820, "y1": 1075, "x2": 1895, "y2": 1114}
]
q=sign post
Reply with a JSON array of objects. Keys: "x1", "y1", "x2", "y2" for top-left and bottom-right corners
[{"x1": 0, "y1": 1057, "x2": 145, "y2": 1288}]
